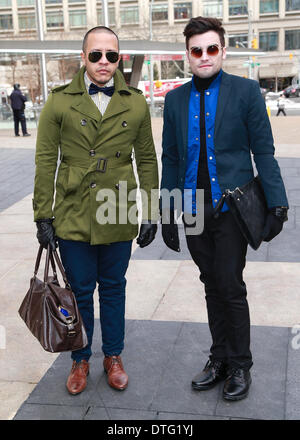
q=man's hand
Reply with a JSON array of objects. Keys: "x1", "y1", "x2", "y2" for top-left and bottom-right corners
[
  {"x1": 36, "y1": 218, "x2": 57, "y2": 251},
  {"x1": 136, "y1": 220, "x2": 157, "y2": 248},
  {"x1": 262, "y1": 207, "x2": 288, "y2": 242},
  {"x1": 161, "y1": 209, "x2": 180, "y2": 252}
]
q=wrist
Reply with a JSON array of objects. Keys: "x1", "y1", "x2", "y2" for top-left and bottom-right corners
[
  {"x1": 269, "y1": 207, "x2": 288, "y2": 223},
  {"x1": 36, "y1": 218, "x2": 54, "y2": 224}
]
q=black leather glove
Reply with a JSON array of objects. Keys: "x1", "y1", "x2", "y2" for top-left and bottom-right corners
[
  {"x1": 262, "y1": 207, "x2": 288, "y2": 242},
  {"x1": 136, "y1": 220, "x2": 157, "y2": 248},
  {"x1": 36, "y1": 218, "x2": 57, "y2": 251},
  {"x1": 161, "y1": 209, "x2": 180, "y2": 252}
]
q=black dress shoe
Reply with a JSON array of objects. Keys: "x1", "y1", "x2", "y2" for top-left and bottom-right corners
[
  {"x1": 192, "y1": 360, "x2": 228, "y2": 391},
  {"x1": 223, "y1": 368, "x2": 252, "y2": 401},
  {"x1": 23, "y1": 133, "x2": 31, "y2": 137}
]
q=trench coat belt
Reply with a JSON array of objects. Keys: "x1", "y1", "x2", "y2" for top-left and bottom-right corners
[
  {"x1": 60, "y1": 153, "x2": 133, "y2": 211},
  {"x1": 60, "y1": 153, "x2": 133, "y2": 172}
]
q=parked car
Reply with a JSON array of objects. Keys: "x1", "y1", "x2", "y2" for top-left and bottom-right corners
[{"x1": 282, "y1": 85, "x2": 300, "y2": 98}]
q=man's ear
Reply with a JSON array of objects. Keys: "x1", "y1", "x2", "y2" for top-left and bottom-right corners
[
  {"x1": 80, "y1": 51, "x2": 86, "y2": 65},
  {"x1": 186, "y1": 49, "x2": 190, "y2": 65},
  {"x1": 222, "y1": 47, "x2": 227, "y2": 60}
]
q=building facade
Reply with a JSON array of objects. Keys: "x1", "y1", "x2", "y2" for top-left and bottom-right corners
[{"x1": 0, "y1": 0, "x2": 299, "y2": 92}]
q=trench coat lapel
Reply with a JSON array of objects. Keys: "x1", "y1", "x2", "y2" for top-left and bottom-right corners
[
  {"x1": 102, "y1": 69, "x2": 131, "y2": 122},
  {"x1": 64, "y1": 66, "x2": 101, "y2": 123},
  {"x1": 214, "y1": 71, "x2": 232, "y2": 136},
  {"x1": 71, "y1": 94, "x2": 102, "y2": 123}
]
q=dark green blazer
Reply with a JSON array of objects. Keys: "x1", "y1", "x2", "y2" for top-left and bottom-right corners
[{"x1": 161, "y1": 71, "x2": 288, "y2": 209}]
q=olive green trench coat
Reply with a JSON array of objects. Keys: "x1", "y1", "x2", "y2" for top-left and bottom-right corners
[{"x1": 33, "y1": 67, "x2": 159, "y2": 245}]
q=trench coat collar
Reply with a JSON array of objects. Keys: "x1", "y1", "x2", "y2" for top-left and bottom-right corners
[{"x1": 63, "y1": 66, "x2": 132, "y2": 122}]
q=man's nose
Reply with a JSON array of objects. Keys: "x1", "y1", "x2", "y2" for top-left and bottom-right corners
[
  {"x1": 200, "y1": 50, "x2": 209, "y2": 61},
  {"x1": 99, "y1": 53, "x2": 109, "y2": 64}
]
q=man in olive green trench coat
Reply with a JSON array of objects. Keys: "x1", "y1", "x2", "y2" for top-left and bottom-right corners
[{"x1": 33, "y1": 26, "x2": 159, "y2": 395}]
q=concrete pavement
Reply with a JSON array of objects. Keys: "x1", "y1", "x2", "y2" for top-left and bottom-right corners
[{"x1": 0, "y1": 116, "x2": 300, "y2": 420}]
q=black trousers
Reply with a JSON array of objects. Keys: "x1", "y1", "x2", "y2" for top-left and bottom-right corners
[
  {"x1": 184, "y1": 204, "x2": 253, "y2": 370},
  {"x1": 276, "y1": 108, "x2": 286, "y2": 116},
  {"x1": 13, "y1": 109, "x2": 27, "y2": 135}
]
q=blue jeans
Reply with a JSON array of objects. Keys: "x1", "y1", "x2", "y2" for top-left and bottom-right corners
[{"x1": 57, "y1": 238, "x2": 132, "y2": 362}]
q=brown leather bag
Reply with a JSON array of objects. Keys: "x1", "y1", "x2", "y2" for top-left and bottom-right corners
[{"x1": 19, "y1": 245, "x2": 88, "y2": 353}]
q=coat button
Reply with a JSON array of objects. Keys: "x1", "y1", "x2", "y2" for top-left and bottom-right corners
[
  {"x1": 90, "y1": 182, "x2": 96, "y2": 189},
  {"x1": 116, "y1": 151, "x2": 121, "y2": 158},
  {"x1": 122, "y1": 121, "x2": 127, "y2": 127},
  {"x1": 81, "y1": 119, "x2": 87, "y2": 126},
  {"x1": 89, "y1": 149, "x2": 95, "y2": 157}
]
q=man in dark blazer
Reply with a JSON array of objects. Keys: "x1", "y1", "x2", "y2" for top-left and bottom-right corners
[
  {"x1": 9, "y1": 84, "x2": 30, "y2": 137},
  {"x1": 160, "y1": 16, "x2": 288, "y2": 401}
]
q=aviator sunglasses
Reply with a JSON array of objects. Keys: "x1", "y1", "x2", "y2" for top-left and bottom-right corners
[
  {"x1": 88, "y1": 50, "x2": 119, "y2": 64},
  {"x1": 190, "y1": 44, "x2": 223, "y2": 58}
]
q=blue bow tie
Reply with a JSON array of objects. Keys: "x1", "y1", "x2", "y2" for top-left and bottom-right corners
[{"x1": 88, "y1": 83, "x2": 115, "y2": 97}]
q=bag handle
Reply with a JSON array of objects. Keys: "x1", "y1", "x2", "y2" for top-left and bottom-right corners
[
  {"x1": 38, "y1": 244, "x2": 70, "y2": 287},
  {"x1": 34, "y1": 244, "x2": 44, "y2": 276},
  {"x1": 51, "y1": 249, "x2": 71, "y2": 288}
]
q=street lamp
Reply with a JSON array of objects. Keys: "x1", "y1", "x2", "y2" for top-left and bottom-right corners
[
  {"x1": 35, "y1": 0, "x2": 48, "y2": 103},
  {"x1": 149, "y1": 0, "x2": 154, "y2": 115}
]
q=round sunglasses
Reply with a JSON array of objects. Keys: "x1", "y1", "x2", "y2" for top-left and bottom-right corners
[
  {"x1": 88, "y1": 50, "x2": 119, "y2": 64},
  {"x1": 190, "y1": 44, "x2": 223, "y2": 58}
]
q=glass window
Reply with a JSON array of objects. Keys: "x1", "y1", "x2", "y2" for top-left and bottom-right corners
[
  {"x1": 174, "y1": 2, "x2": 192, "y2": 20},
  {"x1": 69, "y1": 9, "x2": 86, "y2": 27},
  {"x1": 97, "y1": 7, "x2": 115, "y2": 25},
  {"x1": 17, "y1": 0, "x2": 35, "y2": 5},
  {"x1": 0, "y1": 14, "x2": 13, "y2": 29},
  {"x1": 0, "y1": 0, "x2": 11, "y2": 6},
  {"x1": 203, "y1": 0, "x2": 223, "y2": 18},
  {"x1": 152, "y1": 4, "x2": 168, "y2": 21},
  {"x1": 285, "y1": 29, "x2": 300, "y2": 49},
  {"x1": 19, "y1": 13, "x2": 36, "y2": 29},
  {"x1": 229, "y1": 0, "x2": 248, "y2": 16},
  {"x1": 69, "y1": 0, "x2": 86, "y2": 3},
  {"x1": 228, "y1": 34, "x2": 248, "y2": 47},
  {"x1": 120, "y1": 5, "x2": 139, "y2": 24},
  {"x1": 259, "y1": 31, "x2": 278, "y2": 50},
  {"x1": 260, "y1": 0, "x2": 279, "y2": 13},
  {"x1": 45, "y1": 0, "x2": 62, "y2": 3},
  {"x1": 46, "y1": 11, "x2": 64, "y2": 28},
  {"x1": 286, "y1": 0, "x2": 300, "y2": 11}
]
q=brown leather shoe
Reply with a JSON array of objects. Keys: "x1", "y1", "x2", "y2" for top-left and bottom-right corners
[
  {"x1": 103, "y1": 355, "x2": 128, "y2": 391},
  {"x1": 66, "y1": 360, "x2": 89, "y2": 395}
]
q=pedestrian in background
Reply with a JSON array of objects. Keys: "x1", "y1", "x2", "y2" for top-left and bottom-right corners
[
  {"x1": 160, "y1": 16, "x2": 288, "y2": 402},
  {"x1": 9, "y1": 84, "x2": 31, "y2": 137},
  {"x1": 33, "y1": 26, "x2": 158, "y2": 396},
  {"x1": 276, "y1": 93, "x2": 287, "y2": 116}
]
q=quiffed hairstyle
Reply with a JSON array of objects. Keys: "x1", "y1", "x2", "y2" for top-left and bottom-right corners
[
  {"x1": 82, "y1": 26, "x2": 119, "y2": 52},
  {"x1": 183, "y1": 16, "x2": 225, "y2": 49}
]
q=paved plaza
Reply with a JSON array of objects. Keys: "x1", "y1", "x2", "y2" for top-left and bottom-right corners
[{"x1": 0, "y1": 116, "x2": 300, "y2": 420}]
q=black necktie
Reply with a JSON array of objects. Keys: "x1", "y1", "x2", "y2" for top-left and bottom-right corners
[{"x1": 89, "y1": 83, "x2": 115, "y2": 97}]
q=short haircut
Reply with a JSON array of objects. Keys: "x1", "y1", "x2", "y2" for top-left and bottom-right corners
[
  {"x1": 82, "y1": 26, "x2": 119, "y2": 52},
  {"x1": 183, "y1": 16, "x2": 225, "y2": 49}
]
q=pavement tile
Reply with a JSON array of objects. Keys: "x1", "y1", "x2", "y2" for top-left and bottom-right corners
[
  {"x1": 14, "y1": 403, "x2": 87, "y2": 420},
  {"x1": 150, "y1": 323, "x2": 220, "y2": 416},
  {"x1": 268, "y1": 228, "x2": 300, "y2": 261},
  {"x1": 85, "y1": 407, "x2": 158, "y2": 420},
  {"x1": 89, "y1": 320, "x2": 182, "y2": 411},
  {"x1": 215, "y1": 326, "x2": 288, "y2": 420},
  {"x1": 285, "y1": 326, "x2": 300, "y2": 419},
  {"x1": 157, "y1": 412, "x2": 230, "y2": 420}
]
